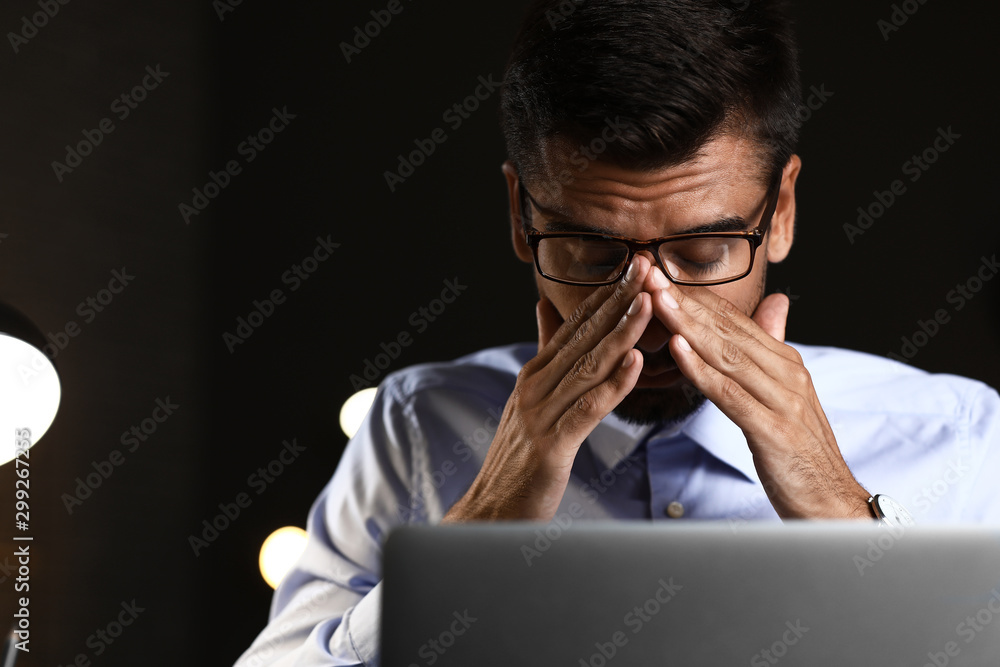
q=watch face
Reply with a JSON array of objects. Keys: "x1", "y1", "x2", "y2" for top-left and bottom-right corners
[{"x1": 874, "y1": 495, "x2": 916, "y2": 528}]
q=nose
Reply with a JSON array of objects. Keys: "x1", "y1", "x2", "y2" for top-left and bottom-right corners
[
  {"x1": 629, "y1": 249, "x2": 674, "y2": 354},
  {"x1": 636, "y1": 317, "x2": 672, "y2": 354}
]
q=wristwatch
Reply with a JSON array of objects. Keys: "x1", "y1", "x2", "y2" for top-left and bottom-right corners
[{"x1": 868, "y1": 494, "x2": 915, "y2": 528}]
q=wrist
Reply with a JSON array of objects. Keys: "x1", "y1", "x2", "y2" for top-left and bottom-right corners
[{"x1": 867, "y1": 493, "x2": 915, "y2": 528}]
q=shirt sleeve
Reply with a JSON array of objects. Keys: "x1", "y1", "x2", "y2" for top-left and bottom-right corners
[
  {"x1": 959, "y1": 383, "x2": 1000, "y2": 523},
  {"x1": 234, "y1": 379, "x2": 419, "y2": 667}
]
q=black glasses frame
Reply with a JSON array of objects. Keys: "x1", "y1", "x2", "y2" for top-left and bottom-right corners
[{"x1": 519, "y1": 172, "x2": 783, "y2": 286}]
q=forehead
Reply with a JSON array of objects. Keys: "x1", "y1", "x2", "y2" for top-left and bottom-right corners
[{"x1": 524, "y1": 133, "x2": 770, "y2": 235}]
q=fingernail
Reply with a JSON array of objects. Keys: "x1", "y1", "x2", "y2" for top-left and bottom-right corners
[
  {"x1": 621, "y1": 350, "x2": 635, "y2": 368},
  {"x1": 627, "y1": 294, "x2": 642, "y2": 316},
  {"x1": 651, "y1": 268, "x2": 668, "y2": 289},
  {"x1": 625, "y1": 259, "x2": 638, "y2": 282},
  {"x1": 660, "y1": 289, "x2": 678, "y2": 310},
  {"x1": 677, "y1": 335, "x2": 691, "y2": 352}
]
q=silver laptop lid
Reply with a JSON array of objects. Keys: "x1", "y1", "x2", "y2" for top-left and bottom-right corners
[{"x1": 382, "y1": 522, "x2": 1000, "y2": 666}]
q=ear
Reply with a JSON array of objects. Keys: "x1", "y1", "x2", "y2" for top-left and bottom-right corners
[
  {"x1": 765, "y1": 154, "x2": 801, "y2": 263},
  {"x1": 503, "y1": 160, "x2": 534, "y2": 264}
]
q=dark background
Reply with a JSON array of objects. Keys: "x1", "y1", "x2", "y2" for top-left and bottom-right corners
[{"x1": 0, "y1": 1, "x2": 996, "y2": 665}]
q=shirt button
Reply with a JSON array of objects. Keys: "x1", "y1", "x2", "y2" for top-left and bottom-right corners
[{"x1": 666, "y1": 501, "x2": 685, "y2": 519}]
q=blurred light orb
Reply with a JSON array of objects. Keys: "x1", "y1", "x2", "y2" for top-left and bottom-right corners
[
  {"x1": 0, "y1": 334, "x2": 60, "y2": 465},
  {"x1": 339, "y1": 387, "x2": 378, "y2": 438},
  {"x1": 259, "y1": 526, "x2": 308, "y2": 589}
]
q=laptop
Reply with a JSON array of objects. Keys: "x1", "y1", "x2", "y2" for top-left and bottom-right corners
[{"x1": 382, "y1": 522, "x2": 1000, "y2": 666}]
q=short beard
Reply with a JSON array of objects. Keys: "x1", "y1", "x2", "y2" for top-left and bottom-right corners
[
  {"x1": 611, "y1": 260, "x2": 770, "y2": 427},
  {"x1": 612, "y1": 383, "x2": 707, "y2": 426}
]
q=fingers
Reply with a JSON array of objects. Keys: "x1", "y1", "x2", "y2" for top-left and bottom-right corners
[
  {"x1": 647, "y1": 270, "x2": 801, "y2": 414},
  {"x1": 517, "y1": 255, "x2": 656, "y2": 444},
  {"x1": 529, "y1": 254, "x2": 653, "y2": 395},
  {"x1": 648, "y1": 267, "x2": 795, "y2": 363},
  {"x1": 545, "y1": 290, "x2": 651, "y2": 430},
  {"x1": 751, "y1": 293, "x2": 790, "y2": 343},
  {"x1": 536, "y1": 298, "x2": 563, "y2": 353}
]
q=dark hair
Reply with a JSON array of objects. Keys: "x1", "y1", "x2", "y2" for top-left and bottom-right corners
[{"x1": 499, "y1": 0, "x2": 802, "y2": 190}]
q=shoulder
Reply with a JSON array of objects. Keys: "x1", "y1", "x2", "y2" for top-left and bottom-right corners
[
  {"x1": 791, "y1": 344, "x2": 1000, "y2": 522},
  {"x1": 376, "y1": 342, "x2": 534, "y2": 406},
  {"x1": 789, "y1": 342, "x2": 998, "y2": 418},
  {"x1": 366, "y1": 343, "x2": 535, "y2": 435}
]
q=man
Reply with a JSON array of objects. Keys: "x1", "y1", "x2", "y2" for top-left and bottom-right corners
[{"x1": 236, "y1": 0, "x2": 1000, "y2": 664}]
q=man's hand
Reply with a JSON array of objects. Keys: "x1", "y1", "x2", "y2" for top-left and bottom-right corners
[
  {"x1": 644, "y1": 267, "x2": 871, "y2": 519},
  {"x1": 443, "y1": 256, "x2": 655, "y2": 522}
]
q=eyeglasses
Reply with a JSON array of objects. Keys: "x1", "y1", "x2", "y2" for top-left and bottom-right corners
[{"x1": 519, "y1": 172, "x2": 782, "y2": 286}]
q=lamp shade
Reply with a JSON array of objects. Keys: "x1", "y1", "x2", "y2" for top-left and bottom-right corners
[{"x1": 0, "y1": 302, "x2": 61, "y2": 465}]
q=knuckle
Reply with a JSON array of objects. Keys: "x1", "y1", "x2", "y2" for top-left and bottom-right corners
[
  {"x1": 565, "y1": 350, "x2": 601, "y2": 386},
  {"x1": 714, "y1": 309, "x2": 740, "y2": 337},
  {"x1": 610, "y1": 276, "x2": 633, "y2": 303},
  {"x1": 719, "y1": 340, "x2": 745, "y2": 370},
  {"x1": 565, "y1": 301, "x2": 593, "y2": 328},
  {"x1": 507, "y1": 385, "x2": 530, "y2": 412},
  {"x1": 561, "y1": 315, "x2": 593, "y2": 354},
  {"x1": 718, "y1": 298, "x2": 741, "y2": 321},
  {"x1": 784, "y1": 346, "x2": 804, "y2": 365},
  {"x1": 788, "y1": 364, "x2": 812, "y2": 388},
  {"x1": 571, "y1": 391, "x2": 598, "y2": 418},
  {"x1": 572, "y1": 316, "x2": 593, "y2": 343},
  {"x1": 786, "y1": 394, "x2": 811, "y2": 420},
  {"x1": 514, "y1": 365, "x2": 542, "y2": 395},
  {"x1": 719, "y1": 376, "x2": 745, "y2": 406},
  {"x1": 517, "y1": 359, "x2": 540, "y2": 380}
]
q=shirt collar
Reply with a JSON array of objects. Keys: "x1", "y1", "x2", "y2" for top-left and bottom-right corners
[
  {"x1": 585, "y1": 410, "x2": 658, "y2": 471},
  {"x1": 587, "y1": 399, "x2": 760, "y2": 484},
  {"x1": 680, "y1": 400, "x2": 759, "y2": 484}
]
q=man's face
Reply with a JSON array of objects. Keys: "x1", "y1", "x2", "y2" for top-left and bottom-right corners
[{"x1": 504, "y1": 133, "x2": 799, "y2": 425}]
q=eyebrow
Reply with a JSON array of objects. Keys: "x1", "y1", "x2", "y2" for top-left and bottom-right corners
[{"x1": 533, "y1": 212, "x2": 752, "y2": 236}]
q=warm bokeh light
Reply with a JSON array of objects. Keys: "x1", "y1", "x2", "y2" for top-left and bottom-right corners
[
  {"x1": 339, "y1": 387, "x2": 378, "y2": 438},
  {"x1": 0, "y1": 334, "x2": 61, "y2": 465},
  {"x1": 259, "y1": 526, "x2": 309, "y2": 589}
]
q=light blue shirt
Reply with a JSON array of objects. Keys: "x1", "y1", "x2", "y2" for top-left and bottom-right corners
[{"x1": 235, "y1": 342, "x2": 1000, "y2": 666}]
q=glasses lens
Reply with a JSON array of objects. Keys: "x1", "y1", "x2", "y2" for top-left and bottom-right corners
[
  {"x1": 537, "y1": 237, "x2": 630, "y2": 284},
  {"x1": 659, "y1": 237, "x2": 752, "y2": 283}
]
